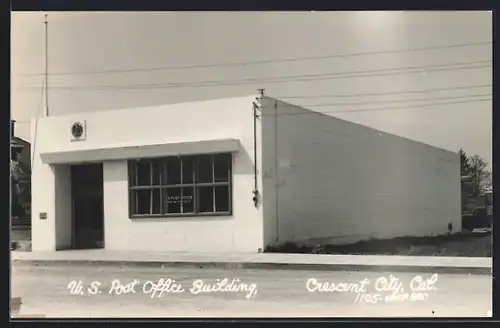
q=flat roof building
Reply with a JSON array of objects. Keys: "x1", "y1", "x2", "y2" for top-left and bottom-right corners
[{"x1": 30, "y1": 95, "x2": 461, "y2": 253}]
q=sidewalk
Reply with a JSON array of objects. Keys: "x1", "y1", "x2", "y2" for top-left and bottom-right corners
[{"x1": 11, "y1": 249, "x2": 492, "y2": 274}]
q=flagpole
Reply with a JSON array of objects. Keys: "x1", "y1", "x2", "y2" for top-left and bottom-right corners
[{"x1": 44, "y1": 13, "x2": 49, "y2": 117}]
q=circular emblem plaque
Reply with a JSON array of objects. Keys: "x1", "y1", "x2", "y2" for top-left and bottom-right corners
[{"x1": 71, "y1": 122, "x2": 84, "y2": 138}]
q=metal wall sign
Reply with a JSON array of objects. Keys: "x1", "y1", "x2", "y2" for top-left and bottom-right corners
[{"x1": 166, "y1": 195, "x2": 193, "y2": 204}]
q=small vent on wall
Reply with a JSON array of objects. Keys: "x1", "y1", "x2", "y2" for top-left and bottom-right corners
[{"x1": 70, "y1": 120, "x2": 86, "y2": 141}]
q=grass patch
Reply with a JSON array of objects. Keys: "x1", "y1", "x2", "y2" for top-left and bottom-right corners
[{"x1": 265, "y1": 231, "x2": 492, "y2": 257}]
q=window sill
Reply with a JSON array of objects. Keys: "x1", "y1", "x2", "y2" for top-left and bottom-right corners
[{"x1": 129, "y1": 212, "x2": 232, "y2": 219}]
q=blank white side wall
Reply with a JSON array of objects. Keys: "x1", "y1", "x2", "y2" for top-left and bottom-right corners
[{"x1": 260, "y1": 96, "x2": 461, "y2": 247}]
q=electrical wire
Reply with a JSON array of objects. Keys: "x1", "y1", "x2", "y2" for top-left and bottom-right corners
[
  {"x1": 17, "y1": 41, "x2": 491, "y2": 77},
  {"x1": 14, "y1": 85, "x2": 491, "y2": 127},
  {"x1": 21, "y1": 92, "x2": 490, "y2": 125},
  {"x1": 12, "y1": 84, "x2": 493, "y2": 116},
  {"x1": 273, "y1": 93, "x2": 491, "y2": 107},
  {"x1": 273, "y1": 84, "x2": 492, "y2": 99},
  {"x1": 15, "y1": 84, "x2": 491, "y2": 117},
  {"x1": 25, "y1": 61, "x2": 491, "y2": 91},
  {"x1": 260, "y1": 97, "x2": 491, "y2": 117},
  {"x1": 17, "y1": 87, "x2": 491, "y2": 125}
]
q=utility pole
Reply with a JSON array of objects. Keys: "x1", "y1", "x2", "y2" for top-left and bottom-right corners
[
  {"x1": 252, "y1": 101, "x2": 260, "y2": 208},
  {"x1": 44, "y1": 13, "x2": 49, "y2": 117},
  {"x1": 253, "y1": 88, "x2": 265, "y2": 208}
]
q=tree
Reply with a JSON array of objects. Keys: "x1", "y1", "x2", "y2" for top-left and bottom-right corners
[
  {"x1": 468, "y1": 154, "x2": 491, "y2": 196},
  {"x1": 459, "y1": 148, "x2": 471, "y2": 176},
  {"x1": 481, "y1": 173, "x2": 493, "y2": 193},
  {"x1": 10, "y1": 159, "x2": 31, "y2": 218}
]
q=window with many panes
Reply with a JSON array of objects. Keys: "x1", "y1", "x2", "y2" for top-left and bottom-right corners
[{"x1": 128, "y1": 154, "x2": 232, "y2": 217}]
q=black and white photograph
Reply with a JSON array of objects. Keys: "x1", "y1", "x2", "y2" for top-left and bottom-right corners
[{"x1": 10, "y1": 11, "x2": 492, "y2": 318}]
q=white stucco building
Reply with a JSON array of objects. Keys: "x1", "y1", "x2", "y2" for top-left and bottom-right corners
[{"x1": 30, "y1": 95, "x2": 461, "y2": 253}]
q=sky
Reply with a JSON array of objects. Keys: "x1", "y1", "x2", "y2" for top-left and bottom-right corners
[{"x1": 11, "y1": 11, "x2": 492, "y2": 168}]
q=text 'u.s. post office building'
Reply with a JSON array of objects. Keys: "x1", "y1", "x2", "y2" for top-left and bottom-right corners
[{"x1": 31, "y1": 95, "x2": 461, "y2": 253}]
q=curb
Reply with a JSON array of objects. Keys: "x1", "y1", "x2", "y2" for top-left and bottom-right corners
[{"x1": 12, "y1": 259, "x2": 492, "y2": 275}]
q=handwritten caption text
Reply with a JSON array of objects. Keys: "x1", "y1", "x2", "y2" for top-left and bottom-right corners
[
  {"x1": 306, "y1": 273, "x2": 438, "y2": 304},
  {"x1": 68, "y1": 278, "x2": 258, "y2": 299}
]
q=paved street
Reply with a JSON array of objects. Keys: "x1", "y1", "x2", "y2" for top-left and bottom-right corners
[{"x1": 11, "y1": 262, "x2": 492, "y2": 318}]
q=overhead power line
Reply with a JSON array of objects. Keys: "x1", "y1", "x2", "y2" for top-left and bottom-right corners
[
  {"x1": 13, "y1": 85, "x2": 492, "y2": 124},
  {"x1": 261, "y1": 98, "x2": 491, "y2": 117},
  {"x1": 274, "y1": 84, "x2": 492, "y2": 99},
  {"x1": 16, "y1": 94, "x2": 491, "y2": 122},
  {"x1": 280, "y1": 94, "x2": 491, "y2": 107},
  {"x1": 17, "y1": 41, "x2": 491, "y2": 77},
  {"x1": 26, "y1": 60, "x2": 491, "y2": 91}
]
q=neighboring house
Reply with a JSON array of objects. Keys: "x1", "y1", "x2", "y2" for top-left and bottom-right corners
[
  {"x1": 11, "y1": 120, "x2": 31, "y2": 227},
  {"x1": 30, "y1": 95, "x2": 461, "y2": 253}
]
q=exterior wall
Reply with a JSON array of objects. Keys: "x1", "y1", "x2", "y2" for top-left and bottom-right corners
[
  {"x1": 31, "y1": 96, "x2": 265, "y2": 253},
  {"x1": 30, "y1": 145, "x2": 56, "y2": 251},
  {"x1": 103, "y1": 159, "x2": 261, "y2": 252},
  {"x1": 260, "y1": 96, "x2": 461, "y2": 247},
  {"x1": 260, "y1": 99, "x2": 278, "y2": 247}
]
